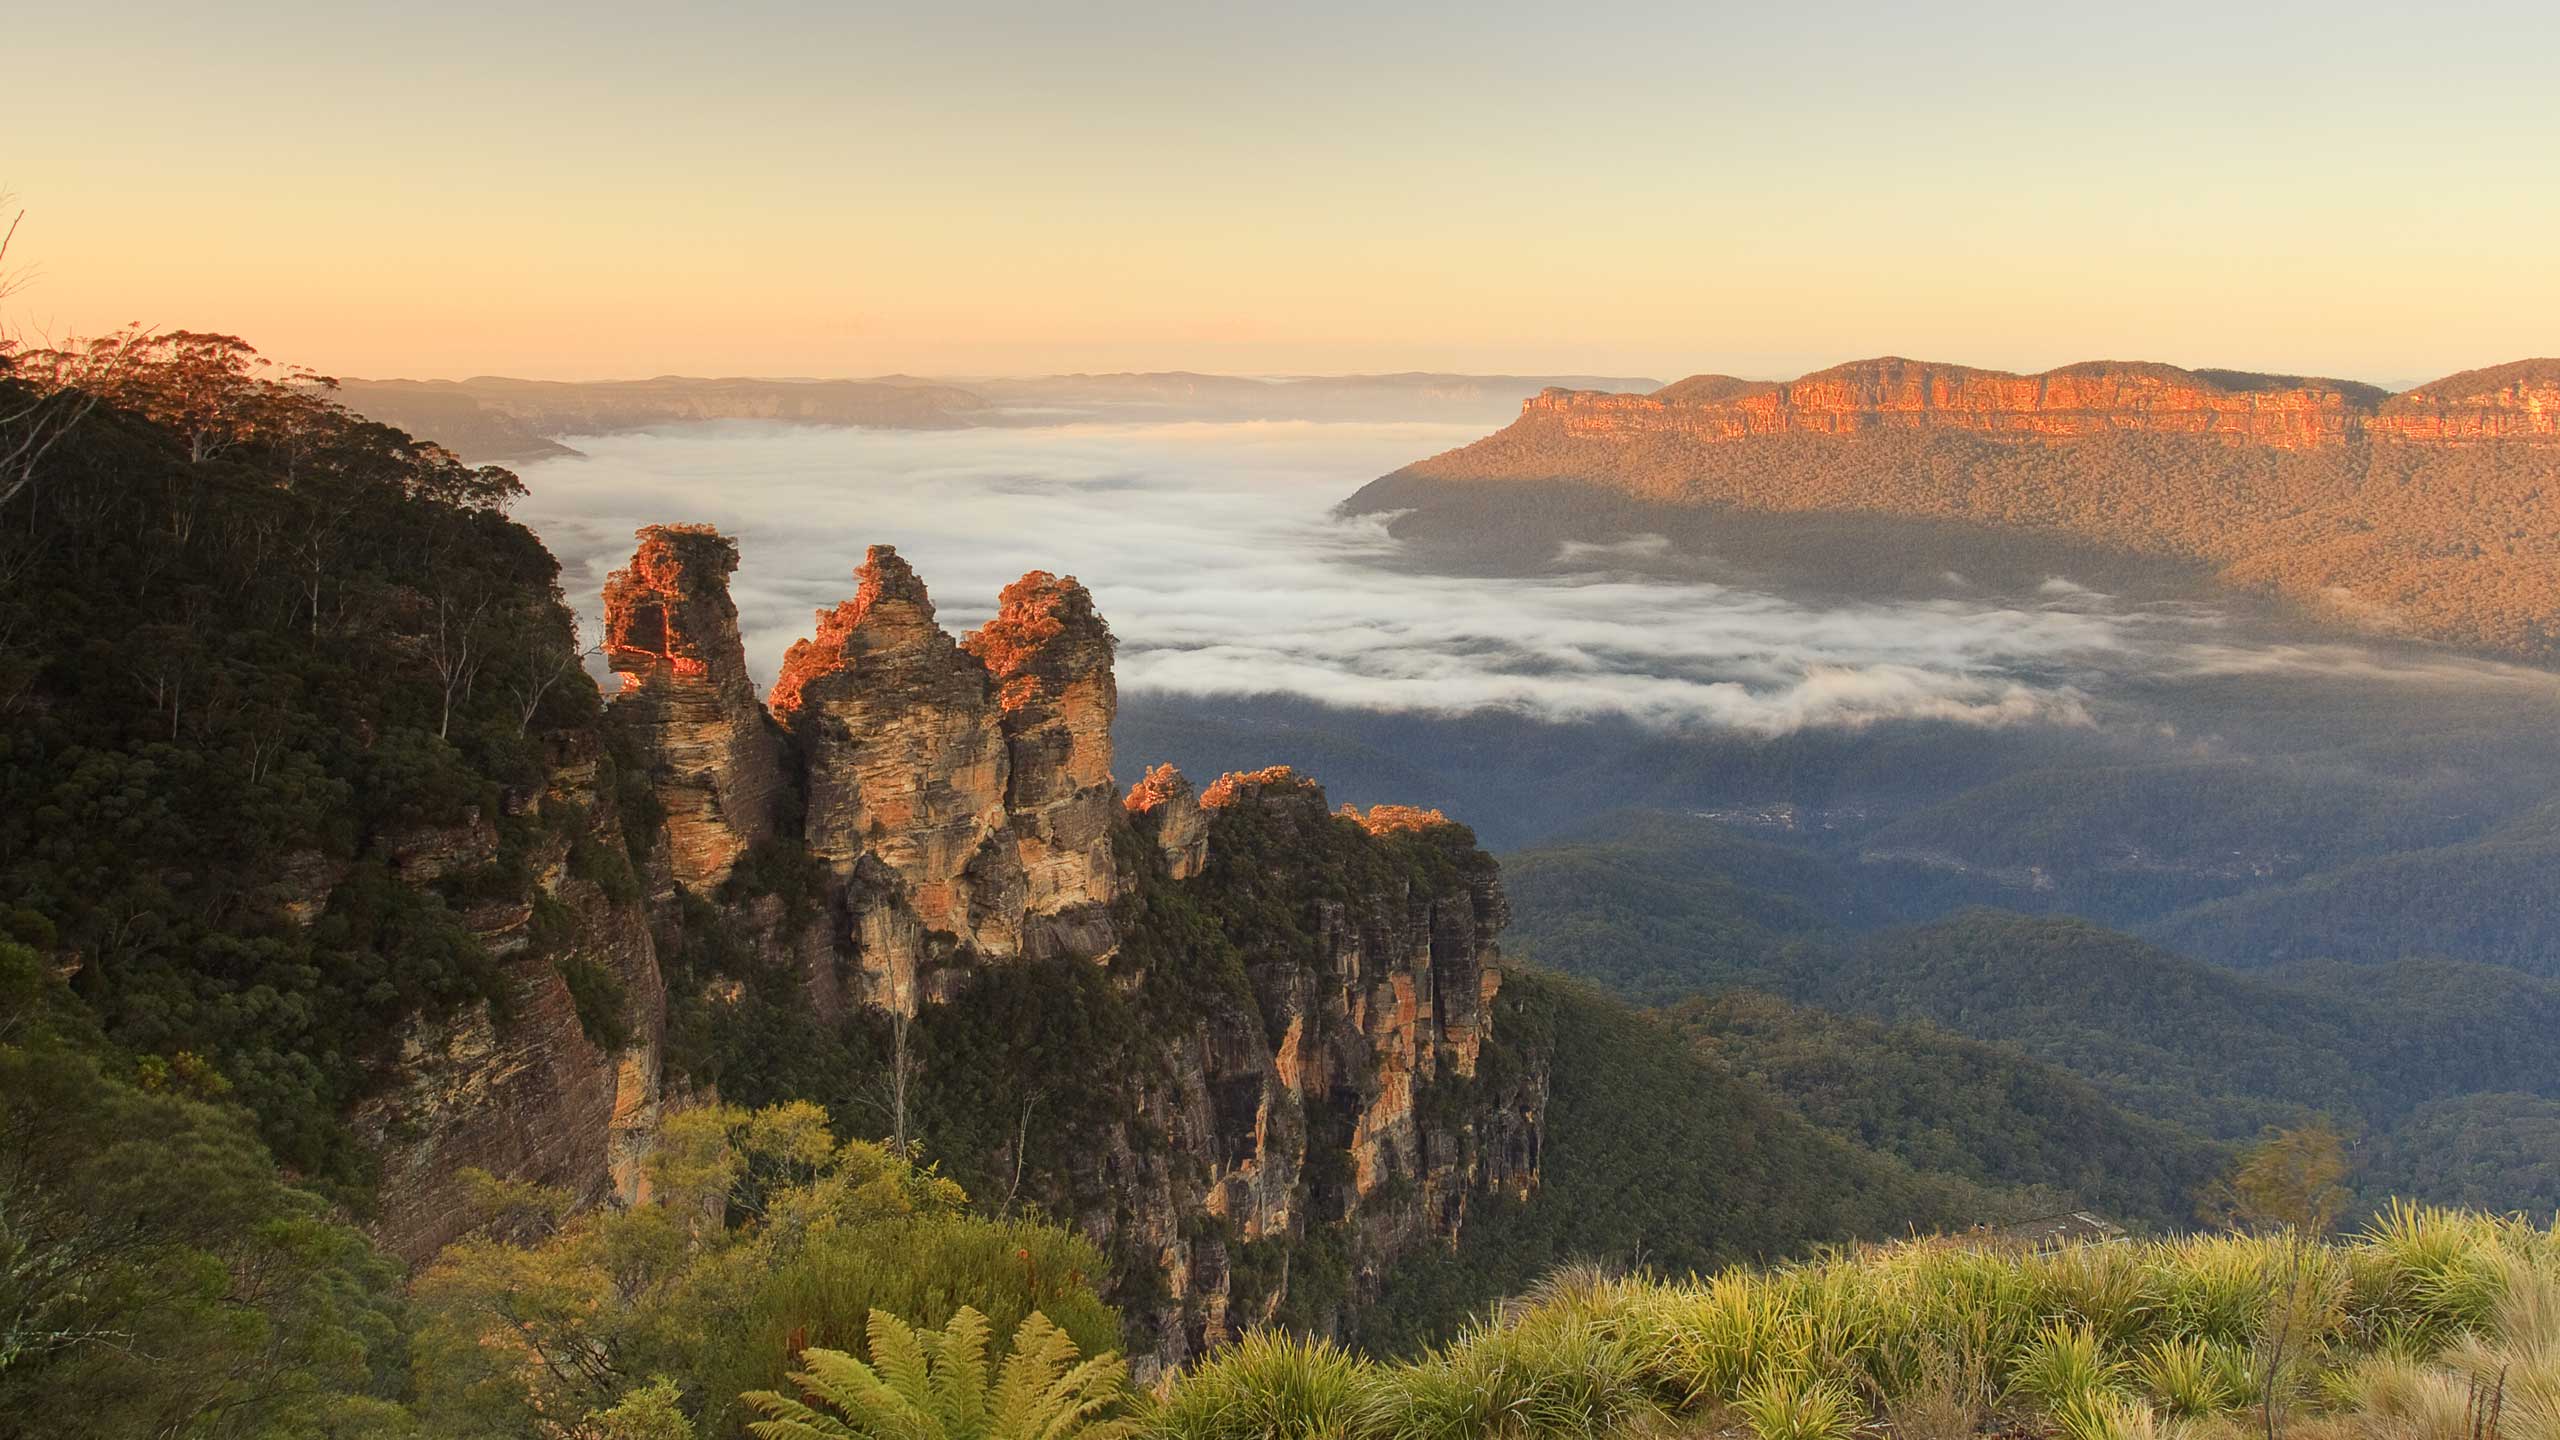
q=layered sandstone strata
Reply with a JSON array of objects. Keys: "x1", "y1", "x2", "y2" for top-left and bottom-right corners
[
  {"x1": 1185, "y1": 772, "x2": 1535, "y2": 1305},
  {"x1": 602, "y1": 525, "x2": 783, "y2": 890},
  {"x1": 2372, "y1": 359, "x2": 2560, "y2": 444},
  {"x1": 1369, "y1": 355, "x2": 2560, "y2": 658},
  {"x1": 965, "y1": 572, "x2": 1121, "y2": 959},
  {"x1": 354, "y1": 731, "x2": 665, "y2": 1264},
  {"x1": 394, "y1": 529, "x2": 1544, "y2": 1363},
  {"x1": 1525, "y1": 357, "x2": 2383, "y2": 450},
  {"x1": 770, "y1": 546, "x2": 1021, "y2": 1010},
  {"x1": 1125, "y1": 763, "x2": 1209, "y2": 880}
]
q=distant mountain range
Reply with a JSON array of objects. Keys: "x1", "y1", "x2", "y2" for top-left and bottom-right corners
[
  {"x1": 1353, "y1": 356, "x2": 2560, "y2": 657},
  {"x1": 333, "y1": 370, "x2": 1664, "y2": 462}
]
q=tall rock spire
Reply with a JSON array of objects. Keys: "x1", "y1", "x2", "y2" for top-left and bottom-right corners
[
  {"x1": 601, "y1": 524, "x2": 782, "y2": 890},
  {"x1": 965, "y1": 571, "x2": 1121, "y2": 958},
  {"x1": 771, "y1": 546, "x2": 1021, "y2": 1010}
]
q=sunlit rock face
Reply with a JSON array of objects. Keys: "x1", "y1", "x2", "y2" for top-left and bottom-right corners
[
  {"x1": 358, "y1": 528, "x2": 1544, "y2": 1362},
  {"x1": 2373, "y1": 360, "x2": 2560, "y2": 443},
  {"x1": 965, "y1": 571, "x2": 1121, "y2": 959},
  {"x1": 771, "y1": 545, "x2": 1022, "y2": 1010},
  {"x1": 601, "y1": 525, "x2": 783, "y2": 890},
  {"x1": 1527, "y1": 357, "x2": 2384, "y2": 450},
  {"x1": 1125, "y1": 763, "x2": 1209, "y2": 880}
]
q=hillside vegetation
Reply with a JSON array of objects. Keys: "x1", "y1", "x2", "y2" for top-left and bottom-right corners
[
  {"x1": 1359, "y1": 361, "x2": 2560, "y2": 656},
  {"x1": 1145, "y1": 1204, "x2": 2560, "y2": 1440},
  {"x1": 1353, "y1": 972, "x2": 2011, "y2": 1353},
  {"x1": 1501, "y1": 810, "x2": 2560, "y2": 1218}
]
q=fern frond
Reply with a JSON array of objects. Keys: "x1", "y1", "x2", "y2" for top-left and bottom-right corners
[
  {"x1": 933, "y1": 1306, "x2": 993, "y2": 1435},
  {"x1": 866, "y1": 1310, "x2": 941, "y2": 1428},
  {"x1": 993, "y1": 1313, "x2": 1078, "y2": 1437},
  {"x1": 743, "y1": 1383, "x2": 860, "y2": 1439}
]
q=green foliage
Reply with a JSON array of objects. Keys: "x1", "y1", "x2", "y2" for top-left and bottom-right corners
[
  {"x1": 411, "y1": 1102, "x2": 1122, "y2": 1440},
  {"x1": 2135, "y1": 1336, "x2": 2239, "y2": 1418},
  {"x1": 1503, "y1": 804, "x2": 2560, "y2": 1220},
  {"x1": 1153, "y1": 1203, "x2": 2560, "y2": 1440},
  {"x1": 2203, "y1": 1124, "x2": 2352, "y2": 1235},
  {"x1": 740, "y1": 1307, "x2": 1139, "y2": 1440},
  {"x1": 1734, "y1": 1369, "x2": 1864, "y2": 1440},
  {"x1": 2012, "y1": 1321, "x2": 2128, "y2": 1409},
  {"x1": 0, "y1": 342, "x2": 604, "y2": 1194},
  {"x1": 1144, "y1": 1330, "x2": 1383, "y2": 1440},
  {"x1": 1354, "y1": 970, "x2": 2006, "y2": 1352},
  {"x1": 1664, "y1": 988, "x2": 2229, "y2": 1230},
  {"x1": 556, "y1": 952, "x2": 633, "y2": 1050},
  {"x1": 0, "y1": 941, "x2": 411, "y2": 1439}
]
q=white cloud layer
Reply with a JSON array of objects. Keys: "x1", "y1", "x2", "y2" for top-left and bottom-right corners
[{"x1": 505, "y1": 419, "x2": 2546, "y2": 735}]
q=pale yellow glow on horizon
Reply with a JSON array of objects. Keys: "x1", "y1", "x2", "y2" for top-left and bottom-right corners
[{"x1": 13, "y1": 2, "x2": 2557, "y2": 388}]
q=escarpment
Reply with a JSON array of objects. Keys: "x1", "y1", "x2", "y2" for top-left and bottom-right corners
[
  {"x1": 573, "y1": 530, "x2": 1545, "y2": 1363},
  {"x1": 354, "y1": 733, "x2": 667, "y2": 1264},
  {"x1": 1520, "y1": 358, "x2": 2384, "y2": 450},
  {"x1": 1362, "y1": 355, "x2": 2560, "y2": 658}
]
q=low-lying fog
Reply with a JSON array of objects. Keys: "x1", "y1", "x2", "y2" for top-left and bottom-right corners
[{"x1": 511, "y1": 419, "x2": 2554, "y2": 737}]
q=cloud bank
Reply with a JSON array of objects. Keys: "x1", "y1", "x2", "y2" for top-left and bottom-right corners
[{"x1": 505, "y1": 418, "x2": 2495, "y2": 736}]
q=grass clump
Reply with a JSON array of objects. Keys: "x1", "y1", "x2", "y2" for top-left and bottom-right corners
[{"x1": 1142, "y1": 1204, "x2": 2560, "y2": 1440}]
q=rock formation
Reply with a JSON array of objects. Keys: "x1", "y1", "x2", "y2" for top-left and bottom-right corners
[
  {"x1": 2372, "y1": 359, "x2": 2560, "y2": 444},
  {"x1": 1518, "y1": 358, "x2": 2383, "y2": 450},
  {"x1": 1490, "y1": 356, "x2": 2560, "y2": 453},
  {"x1": 1125, "y1": 763, "x2": 1209, "y2": 880},
  {"x1": 1365, "y1": 355, "x2": 2560, "y2": 658},
  {"x1": 1079, "y1": 764, "x2": 1539, "y2": 1364},
  {"x1": 964, "y1": 571, "x2": 1121, "y2": 960},
  {"x1": 601, "y1": 525, "x2": 783, "y2": 890},
  {"x1": 769, "y1": 546, "x2": 1021, "y2": 1010},
  {"x1": 299, "y1": 522, "x2": 1543, "y2": 1360},
  {"x1": 353, "y1": 732, "x2": 665, "y2": 1263}
]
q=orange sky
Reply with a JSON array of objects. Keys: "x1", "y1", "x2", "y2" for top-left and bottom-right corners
[{"x1": 12, "y1": 2, "x2": 2557, "y2": 386}]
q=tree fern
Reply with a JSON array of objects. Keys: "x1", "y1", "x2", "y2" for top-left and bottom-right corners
[{"x1": 743, "y1": 1307, "x2": 1138, "y2": 1440}]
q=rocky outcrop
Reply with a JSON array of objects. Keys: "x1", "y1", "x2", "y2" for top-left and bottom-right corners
[
  {"x1": 1125, "y1": 763, "x2": 1208, "y2": 880},
  {"x1": 771, "y1": 547, "x2": 1021, "y2": 1011},
  {"x1": 965, "y1": 572, "x2": 1121, "y2": 960},
  {"x1": 2372, "y1": 359, "x2": 2560, "y2": 444},
  {"x1": 1179, "y1": 773, "x2": 1536, "y2": 1340},
  {"x1": 1369, "y1": 355, "x2": 2560, "y2": 659},
  {"x1": 765, "y1": 550, "x2": 1137, "y2": 1007},
  {"x1": 354, "y1": 732, "x2": 665, "y2": 1264},
  {"x1": 1523, "y1": 358, "x2": 2383, "y2": 450},
  {"x1": 352, "y1": 528, "x2": 1542, "y2": 1363},
  {"x1": 1039, "y1": 763, "x2": 1539, "y2": 1368},
  {"x1": 602, "y1": 525, "x2": 783, "y2": 890}
]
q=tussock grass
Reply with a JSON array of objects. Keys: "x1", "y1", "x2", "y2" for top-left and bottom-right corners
[{"x1": 1141, "y1": 1206, "x2": 2560, "y2": 1440}]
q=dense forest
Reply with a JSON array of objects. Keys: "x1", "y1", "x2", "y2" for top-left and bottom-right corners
[{"x1": 1498, "y1": 806, "x2": 2560, "y2": 1220}]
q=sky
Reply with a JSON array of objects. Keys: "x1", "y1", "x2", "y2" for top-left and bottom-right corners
[{"x1": 10, "y1": 1, "x2": 2559, "y2": 384}]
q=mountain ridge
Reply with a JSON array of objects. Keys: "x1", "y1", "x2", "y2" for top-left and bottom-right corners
[{"x1": 1354, "y1": 354, "x2": 2560, "y2": 657}]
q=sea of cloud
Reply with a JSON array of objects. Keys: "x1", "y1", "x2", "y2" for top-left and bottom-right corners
[{"x1": 506, "y1": 419, "x2": 2547, "y2": 735}]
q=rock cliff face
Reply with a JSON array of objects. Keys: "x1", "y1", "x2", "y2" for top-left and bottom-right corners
[
  {"x1": 354, "y1": 732, "x2": 665, "y2": 1264},
  {"x1": 602, "y1": 525, "x2": 783, "y2": 891},
  {"x1": 768, "y1": 547, "x2": 1022, "y2": 1010},
  {"x1": 1126, "y1": 763, "x2": 1209, "y2": 880},
  {"x1": 474, "y1": 530, "x2": 1545, "y2": 1364},
  {"x1": 964, "y1": 571, "x2": 1122, "y2": 961},
  {"x1": 1079, "y1": 766, "x2": 1540, "y2": 1367},
  {"x1": 1522, "y1": 358, "x2": 2384, "y2": 450},
  {"x1": 1369, "y1": 355, "x2": 2560, "y2": 658},
  {"x1": 2372, "y1": 359, "x2": 2560, "y2": 444}
]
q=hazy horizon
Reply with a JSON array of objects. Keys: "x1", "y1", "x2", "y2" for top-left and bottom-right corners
[
  {"x1": 14, "y1": 1, "x2": 2558, "y2": 383},
  {"x1": 508, "y1": 416, "x2": 2560, "y2": 741}
]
